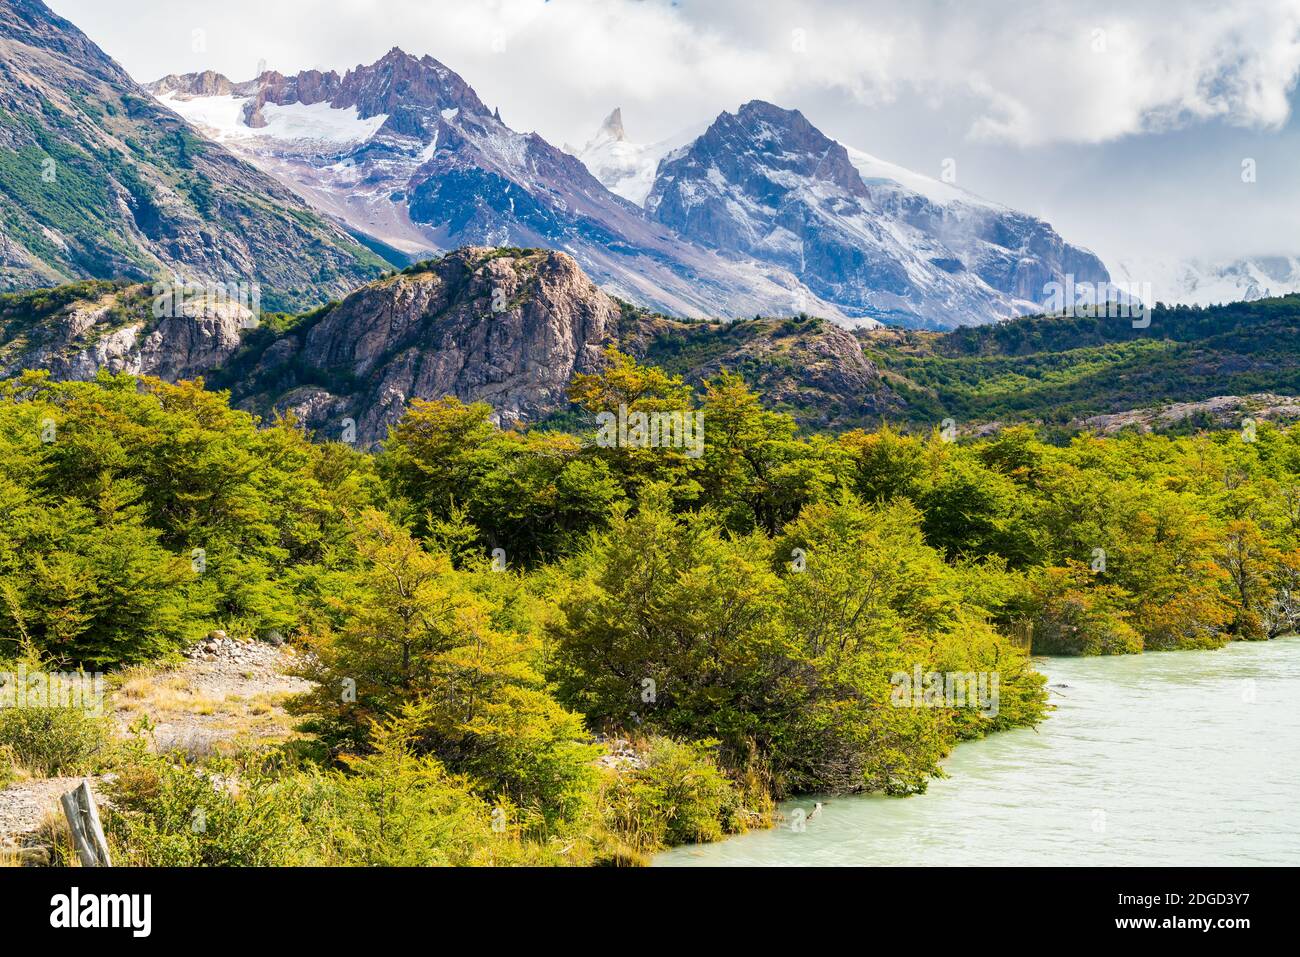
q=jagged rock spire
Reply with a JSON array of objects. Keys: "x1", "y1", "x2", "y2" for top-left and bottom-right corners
[{"x1": 600, "y1": 107, "x2": 625, "y2": 141}]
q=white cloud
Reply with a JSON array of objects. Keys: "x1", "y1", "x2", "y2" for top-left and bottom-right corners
[
  {"x1": 682, "y1": 0, "x2": 1300, "y2": 147},
  {"x1": 47, "y1": 0, "x2": 1300, "y2": 148}
]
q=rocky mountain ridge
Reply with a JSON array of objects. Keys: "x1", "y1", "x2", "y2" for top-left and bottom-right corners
[
  {"x1": 12, "y1": 246, "x2": 1300, "y2": 447},
  {"x1": 147, "y1": 50, "x2": 1108, "y2": 329},
  {"x1": 644, "y1": 100, "x2": 1111, "y2": 328},
  {"x1": 148, "y1": 54, "x2": 849, "y2": 323}
]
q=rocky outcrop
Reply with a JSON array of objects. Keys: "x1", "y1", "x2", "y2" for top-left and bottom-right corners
[
  {"x1": 150, "y1": 69, "x2": 234, "y2": 98},
  {"x1": 641, "y1": 314, "x2": 905, "y2": 430},
  {"x1": 0, "y1": 283, "x2": 252, "y2": 381},
  {"x1": 1076, "y1": 394, "x2": 1300, "y2": 435},
  {"x1": 214, "y1": 246, "x2": 925, "y2": 443},
  {"x1": 223, "y1": 248, "x2": 619, "y2": 444}
]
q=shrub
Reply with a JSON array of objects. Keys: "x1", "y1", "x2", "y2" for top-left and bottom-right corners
[
  {"x1": 0, "y1": 680, "x2": 109, "y2": 776},
  {"x1": 306, "y1": 710, "x2": 551, "y2": 866},
  {"x1": 553, "y1": 492, "x2": 1049, "y2": 798},
  {"x1": 292, "y1": 513, "x2": 600, "y2": 832},
  {"x1": 927, "y1": 613, "x2": 1048, "y2": 738},
  {"x1": 1025, "y1": 565, "x2": 1142, "y2": 655},
  {"x1": 0, "y1": 744, "x2": 16, "y2": 788},
  {"x1": 602, "y1": 738, "x2": 745, "y2": 852},
  {"x1": 104, "y1": 749, "x2": 312, "y2": 867},
  {"x1": 104, "y1": 719, "x2": 575, "y2": 867},
  {"x1": 0, "y1": 373, "x2": 366, "y2": 667}
]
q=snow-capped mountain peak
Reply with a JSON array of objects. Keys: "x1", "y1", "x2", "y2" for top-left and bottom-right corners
[
  {"x1": 149, "y1": 58, "x2": 860, "y2": 321},
  {"x1": 1112, "y1": 256, "x2": 1300, "y2": 306},
  {"x1": 150, "y1": 47, "x2": 491, "y2": 150},
  {"x1": 595, "y1": 107, "x2": 626, "y2": 143},
  {"x1": 567, "y1": 108, "x2": 703, "y2": 207},
  {"x1": 148, "y1": 57, "x2": 1108, "y2": 329},
  {"x1": 640, "y1": 99, "x2": 1110, "y2": 327}
]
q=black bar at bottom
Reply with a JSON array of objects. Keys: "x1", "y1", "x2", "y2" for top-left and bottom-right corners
[{"x1": 0, "y1": 866, "x2": 1288, "y2": 943}]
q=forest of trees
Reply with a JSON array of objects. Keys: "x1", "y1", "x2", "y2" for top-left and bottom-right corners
[
  {"x1": 2, "y1": 347, "x2": 1298, "y2": 864},
  {"x1": 863, "y1": 293, "x2": 1300, "y2": 428}
]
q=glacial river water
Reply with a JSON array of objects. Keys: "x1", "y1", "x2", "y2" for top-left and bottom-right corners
[{"x1": 655, "y1": 636, "x2": 1300, "y2": 866}]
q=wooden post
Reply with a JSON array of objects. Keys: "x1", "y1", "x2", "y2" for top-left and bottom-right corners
[{"x1": 60, "y1": 780, "x2": 112, "y2": 867}]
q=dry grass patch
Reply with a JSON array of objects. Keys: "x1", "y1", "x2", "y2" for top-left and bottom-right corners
[{"x1": 108, "y1": 662, "x2": 307, "y2": 758}]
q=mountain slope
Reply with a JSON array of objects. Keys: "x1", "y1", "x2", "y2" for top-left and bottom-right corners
[
  {"x1": 859, "y1": 295, "x2": 1300, "y2": 430},
  {"x1": 0, "y1": 0, "x2": 385, "y2": 309},
  {"x1": 642, "y1": 101, "x2": 1111, "y2": 329},
  {"x1": 147, "y1": 54, "x2": 850, "y2": 323},
  {"x1": 150, "y1": 53, "x2": 1108, "y2": 329}
]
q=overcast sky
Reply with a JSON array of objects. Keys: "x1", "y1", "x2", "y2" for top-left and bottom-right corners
[{"x1": 45, "y1": 0, "x2": 1300, "y2": 268}]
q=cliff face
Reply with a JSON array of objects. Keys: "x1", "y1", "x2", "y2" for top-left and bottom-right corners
[
  {"x1": 247, "y1": 248, "x2": 619, "y2": 443},
  {"x1": 0, "y1": 281, "x2": 251, "y2": 381}
]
